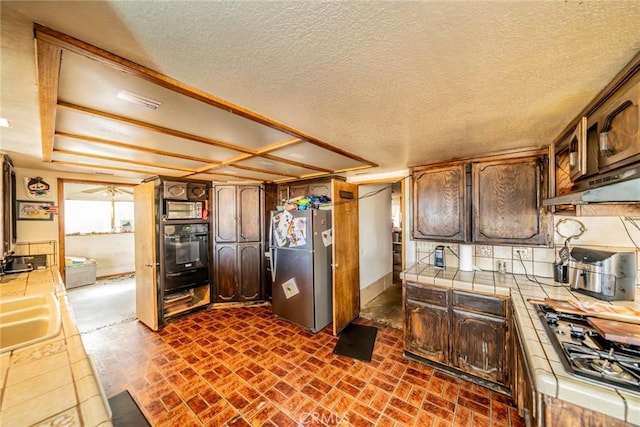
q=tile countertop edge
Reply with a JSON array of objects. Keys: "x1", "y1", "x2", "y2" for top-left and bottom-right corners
[
  {"x1": 400, "y1": 264, "x2": 640, "y2": 425},
  {"x1": 0, "y1": 267, "x2": 113, "y2": 427}
]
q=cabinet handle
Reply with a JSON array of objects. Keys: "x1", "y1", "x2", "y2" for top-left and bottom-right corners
[{"x1": 145, "y1": 263, "x2": 160, "y2": 267}]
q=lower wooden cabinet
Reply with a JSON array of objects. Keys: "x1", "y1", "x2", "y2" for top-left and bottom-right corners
[
  {"x1": 451, "y1": 309, "x2": 507, "y2": 384},
  {"x1": 403, "y1": 282, "x2": 509, "y2": 388},
  {"x1": 214, "y1": 243, "x2": 262, "y2": 302},
  {"x1": 405, "y1": 299, "x2": 449, "y2": 363},
  {"x1": 238, "y1": 243, "x2": 261, "y2": 301}
]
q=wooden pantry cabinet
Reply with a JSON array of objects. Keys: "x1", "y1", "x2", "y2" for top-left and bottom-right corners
[
  {"x1": 404, "y1": 282, "x2": 510, "y2": 388},
  {"x1": 411, "y1": 152, "x2": 551, "y2": 246},
  {"x1": 213, "y1": 185, "x2": 263, "y2": 302}
]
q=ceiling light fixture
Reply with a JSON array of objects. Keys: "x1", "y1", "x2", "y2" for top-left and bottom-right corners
[
  {"x1": 0, "y1": 118, "x2": 10, "y2": 128},
  {"x1": 116, "y1": 90, "x2": 161, "y2": 110}
]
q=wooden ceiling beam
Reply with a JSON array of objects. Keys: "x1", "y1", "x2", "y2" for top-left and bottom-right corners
[
  {"x1": 55, "y1": 131, "x2": 222, "y2": 165},
  {"x1": 229, "y1": 164, "x2": 299, "y2": 178},
  {"x1": 36, "y1": 39, "x2": 62, "y2": 162},
  {"x1": 35, "y1": 24, "x2": 378, "y2": 168},
  {"x1": 51, "y1": 160, "x2": 182, "y2": 177},
  {"x1": 197, "y1": 153, "x2": 254, "y2": 174},
  {"x1": 178, "y1": 169, "x2": 272, "y2": 182},
  {"x1": 53, "y1": 148, "x2": 197, "y2": 173},
  {"x1": 255, "y1": 138, "x2": 303, "y2": 154},
  {"x1": 57, "y1": 101, "x2": 255, "y2": 155},
  {"x1": 260, "y1": 153, "x2": 333, "y2": 173}
]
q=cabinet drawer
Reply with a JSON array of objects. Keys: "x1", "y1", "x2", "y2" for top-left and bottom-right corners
[
  {"x1": 406, "y1": 282, "x2": 448, "y2": 306},
  {"x1": 452, "y1": 290, "x2": 506, "y2": 317}
]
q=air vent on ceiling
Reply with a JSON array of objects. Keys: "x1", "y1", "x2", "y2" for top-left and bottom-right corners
[{"x1": 116, "y1": 90, "x2": 161, "y2": 110}]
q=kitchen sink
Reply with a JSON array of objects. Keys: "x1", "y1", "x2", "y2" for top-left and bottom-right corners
[{"x1": 0, "y1": 293, "x2": 61, "y2": 353}]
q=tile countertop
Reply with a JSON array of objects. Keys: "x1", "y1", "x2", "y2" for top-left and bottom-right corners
[
  {"x1": 401, "y1": 263, "x2": 640, "y2": 425},
  {"x1": 0, "y1": 268, "x2": 112, "y2": 427}
]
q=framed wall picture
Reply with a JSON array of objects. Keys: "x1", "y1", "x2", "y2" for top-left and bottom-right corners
[{"x1": 17, "y1": 200, "x2": 55, "y2": 221}]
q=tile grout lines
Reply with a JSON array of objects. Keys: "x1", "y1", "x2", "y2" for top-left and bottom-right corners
[{"x1": 81, "y1": 306, "x2": 524, "y2": 426}]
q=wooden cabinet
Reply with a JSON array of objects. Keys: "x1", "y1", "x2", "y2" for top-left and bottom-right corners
[
  {"x1": 276, "y1": 178, "x2": 337, "y2": 204},
  {"x1": 472, "y1": 156, "x2": 550, "y2": 246},
  {"x1": 213, "y1": 184, "x2": 263, "y2": 303},
  {"x1": 134, "y1": 179, "x2": 212, "y2": 330},
  {"x1": 214, "y1": 242, "x2": 262, "y2": 302},
  {"x1": 451, "y1": 309, "x2": 507, "y2": 384},
  {"x1": 412, "y1": 153, "x2": 550, "y2": 246},
  {"x1": 404, "y1": 282, "x2": 509, "y2": 387},
  {"x1": 405, "y1": 299, "x2": 449, "y2": 363},
  {"x1": 214, "y1": 243, "x2": 237, "y2": 302},
  {"x1": 450, "y1": 290, "x2": 508, "y2": 385},
  {"x1": 214, "y1": 185, "x2": 261, "y2": 243},
  {"x1": 412, "y1": 163, "x2": 469, "y2": 242},
  {"x1": 238, "y1": 243, "x2": 261, "y2": 301}
]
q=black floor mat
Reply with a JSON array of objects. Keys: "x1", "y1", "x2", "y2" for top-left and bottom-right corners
[
  {"x1": 333, "y1": 323, "x2": 378, "y2": 361},
  {"x1": 108, "y1": 390, "x2": 150, "y2": 427}
]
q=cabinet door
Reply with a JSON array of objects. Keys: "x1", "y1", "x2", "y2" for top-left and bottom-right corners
[
  {"x1": 214, "y1": 186, "x2": 237, "y2": 242},
  {"x1": 134, "y1": 181, "x2": 159, "y2": 331},
  {"x1": 451, "y1": 309, "x2": 507, "y2": 384},
  {"x1": 289, "y1": 184, "x2": 309, "y2": 199},
  {"x1": 413, "y1": 164, "x2": 468, "y2": 242},
  {"x1": 214, "y1": 243, "x2": 237, "y2": 302},
  {"x1": 309, "y1": 182, "x2": 331, "y2": 197},
  {"x1": 277, "y1": 186, "x2": 289, "y2": 203},
  {"x1": 239, "y1": 243, "x2": 261, "y2": 301},
  {"x1": 473, "y1": 157, "x2": 549, "y2": 245},
  {"x1": 404, "y1": 299, "x2": 449, "y2": 363},
  {"x1": 237, "y1": 185, "x2": 261, "y2": 242}
]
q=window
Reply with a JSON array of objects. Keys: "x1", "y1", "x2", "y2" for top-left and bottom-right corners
[{"x1": 65, "y1": 200, "x2": 134, "y2": 234}]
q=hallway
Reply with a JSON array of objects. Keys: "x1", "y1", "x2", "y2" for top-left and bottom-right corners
[
  {"x1": 359, "y1": 285, "x2": 403, "y2": 330},
  {"x1": 67, "y1": 275, "x2": 136, "y2": 333}
]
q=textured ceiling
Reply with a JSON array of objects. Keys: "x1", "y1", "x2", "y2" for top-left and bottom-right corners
[{"x1": 2, "y1": 1, "x2": 640, "y2": 179}]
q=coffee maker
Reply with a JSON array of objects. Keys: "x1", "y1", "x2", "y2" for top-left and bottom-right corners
[{"x1": 569, "y1": 247, "x2": 637, "y2": 301}]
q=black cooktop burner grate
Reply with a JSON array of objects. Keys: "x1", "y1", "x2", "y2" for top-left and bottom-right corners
[{"x1": 536, "y1": 304, "x2": 640, "y2": 392}]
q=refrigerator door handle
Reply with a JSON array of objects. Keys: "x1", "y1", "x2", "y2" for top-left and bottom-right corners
[
  {"x1": 269, "y1": 212, "x2": 274, "y2": 247},
  {"x1": 270, "y1": 247, "x2": 276, "y2": 282},
  {"x1": 268, "y1": 211, "x2": 276, "y2": 282}
]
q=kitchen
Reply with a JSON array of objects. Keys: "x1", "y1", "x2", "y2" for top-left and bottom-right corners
[{"x1": 2, "y1": 2, "x2": 640, "y2": 426}]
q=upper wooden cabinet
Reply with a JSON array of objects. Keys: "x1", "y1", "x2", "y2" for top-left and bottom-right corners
[
  {"x1": 472, "y1": 156, "x2": 550, "y2": 246},
  {"x1": 213, "y1": 185, "x2": 262, "y2": 243},
  {"x1": 275, "y1": 176, "x2": 341, "y2": 205},
  {"x1": 412, "y1": 152, "x2": 551, "y2": 246},
  {"x1": 413, "y1": 163, "x2": 469, "y2": 242}
]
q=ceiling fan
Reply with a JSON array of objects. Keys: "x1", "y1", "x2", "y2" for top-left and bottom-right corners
[{"x1": 80, "y1": 185, "x2": 133, "y2": 199}]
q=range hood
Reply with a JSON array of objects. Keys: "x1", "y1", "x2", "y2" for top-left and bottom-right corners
[{"x1": 543, "y1": 164, "x2": 640, "y2": 205}]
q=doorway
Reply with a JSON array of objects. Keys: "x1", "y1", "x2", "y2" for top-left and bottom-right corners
[
  {"x1": 357, "y1": 178, "x2": 405, "y2": 329},
  {"x1": 58, "y1": 179, "x2": 137, "y2": 332}
]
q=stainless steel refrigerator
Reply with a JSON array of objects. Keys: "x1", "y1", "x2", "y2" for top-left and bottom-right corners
[{"x1": 269, "y1": 209, "x2": 332, "y2": 333}]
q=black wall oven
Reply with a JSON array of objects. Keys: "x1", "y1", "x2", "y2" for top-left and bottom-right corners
[{"x1": 163, "y1": 222, "x2": 209, "y2": 293}]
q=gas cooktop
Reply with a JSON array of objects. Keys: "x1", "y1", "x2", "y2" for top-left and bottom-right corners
[{"x1": 535, "y1": 304, "x2": 640, "y2": 393}]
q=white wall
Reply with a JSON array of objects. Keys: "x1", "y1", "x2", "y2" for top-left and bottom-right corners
[
  {"x1": 66, "y1": 233, "x2": 135, "y2": 277},
  {"x1": 14, "y1": 168, "x2": 59, "y2": 244},
  {"x1": 358, "y1": 183, "x2": 393, "y2": 289},
  {"x1": 13, "y1": 166, "x2": 138, "y2": 274}
]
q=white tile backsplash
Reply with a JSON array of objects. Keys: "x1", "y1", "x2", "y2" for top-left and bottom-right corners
[{"x1": 409, "y1": 214, "x2": 639, "y2": 284}]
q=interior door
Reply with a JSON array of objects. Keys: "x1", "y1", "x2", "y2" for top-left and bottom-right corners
[
  {"x1": 134, "y1": 181, "x2": 159, "y2": 330},
  {"x1": 332, "y1": 180, "x2": 360, "y2": 335}
]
